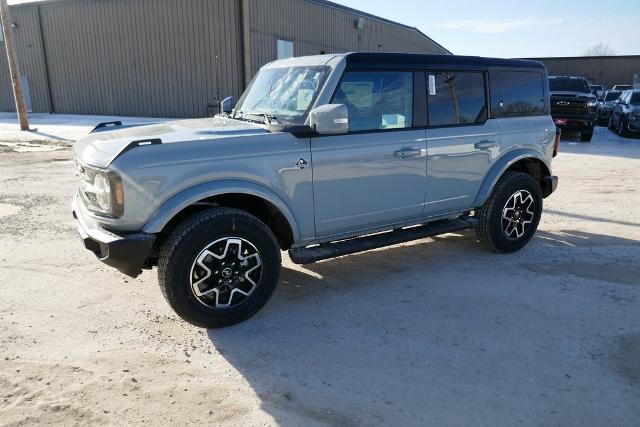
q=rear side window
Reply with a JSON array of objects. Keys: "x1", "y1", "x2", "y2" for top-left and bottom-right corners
[
  {"x1": 332, "y1": 71, "x2": 413, "y2": 132},
  {"x1": 495, "y1": 71, "x2": 545, "y2": 116},
  {"x1": 427, "y1": 71, "x2": 487, "y2": 126}
]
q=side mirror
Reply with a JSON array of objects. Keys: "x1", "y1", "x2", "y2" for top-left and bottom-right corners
[
  {"x1": 309, "y1": 104, "x2": 349, "y2": 135},
  {"x1": 220, "y1": 97, "x2": 237, "y2": 115}
]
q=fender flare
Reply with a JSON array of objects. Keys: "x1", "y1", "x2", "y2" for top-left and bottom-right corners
[
  {"x1": 473, "y1": 149, "x2": 551, "y2": 207},
  {"x1": 142, "y1": 180, "x2": 300, "y2": 240}
]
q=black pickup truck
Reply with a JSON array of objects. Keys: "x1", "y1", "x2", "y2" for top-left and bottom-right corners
[{"x1": 549, "y1": 76, "x2": 597, "y2": 142}]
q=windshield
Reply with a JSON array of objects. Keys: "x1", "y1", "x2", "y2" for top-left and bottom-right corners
[
  {"x1": 604, "y1": 92, "x2": 621, "y2": 101},
  {"x1": 549, "y1": 78, "x2": 591, "y2": 93},
  {"x1": 234, "y1": 65, "x2": 330, "y2": 124},
  {"x1": 631, "y1": 93, "x2": 640, "y2": 105}
]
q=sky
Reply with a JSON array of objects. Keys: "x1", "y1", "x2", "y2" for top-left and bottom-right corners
[
  {"x1": 8, "y1": 0, "x2": 640, "y2": 58},
  {"x1": 334, "y1": 0, "x2": 639, "y2": 57}
]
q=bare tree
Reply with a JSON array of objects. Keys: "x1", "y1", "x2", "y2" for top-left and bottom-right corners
[{"x1": 584, "y1": 43, "x2": 616, "y2": 56}]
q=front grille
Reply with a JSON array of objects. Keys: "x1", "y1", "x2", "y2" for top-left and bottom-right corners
[
  {"x1": 74, "y1": 158, "x2": 98, "y2": 208},
  {"x1": 551, "y1": 97, "x2": 589, "y2": 115}
]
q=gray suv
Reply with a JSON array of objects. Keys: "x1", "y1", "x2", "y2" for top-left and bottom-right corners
[{"x1": 72, "y1": 53, "x2": 559, "y2": 327}]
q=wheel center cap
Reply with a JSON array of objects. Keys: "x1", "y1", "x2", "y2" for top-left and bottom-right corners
[{"x1": 221, "y1": 268, "x2": 233, "y2": 279}]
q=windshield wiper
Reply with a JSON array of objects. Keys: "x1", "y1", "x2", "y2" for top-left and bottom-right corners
[{"x1": 245, "y1": 111, "x2": 278, "y2": 125}]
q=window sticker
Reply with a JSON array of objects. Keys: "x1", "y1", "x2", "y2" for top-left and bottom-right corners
[
  {"x1": 296, "y1": 89, "x2": 315, "y2": 111},
  {"x1": 381, "y1": 114, "x2": 406, "y2": 129},
  {"x1": 428, "y1": 75, "x2": 436, "y2": 96}
]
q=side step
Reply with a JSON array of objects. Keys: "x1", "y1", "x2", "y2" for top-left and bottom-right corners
[{"x1": 288, "y1": 217, "x2": 478, "y2": 265}]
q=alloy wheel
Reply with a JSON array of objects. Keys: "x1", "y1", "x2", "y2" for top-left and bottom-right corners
[
  {"x1": 501, "y1": 190, "x2": 535, "y2": 240},
  {"x1": 190, "y1": 237, "x2": 263, "y2": 309}
]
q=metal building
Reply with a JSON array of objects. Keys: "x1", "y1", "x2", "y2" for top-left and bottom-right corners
[
  {"x1": 0, "y1": 0, "x2": 449, "y2": 118},
  {"x1": 527, "y1": 55, "x2": 640, "y2": 90}
]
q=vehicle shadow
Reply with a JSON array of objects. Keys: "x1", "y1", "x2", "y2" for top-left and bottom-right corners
[{"x1": 206, "y1": 228, "x2": 639, "y2": 424}]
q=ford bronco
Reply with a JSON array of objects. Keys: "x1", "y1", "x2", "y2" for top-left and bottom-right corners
[{"x1": 73, "y1": 53, "x2": 559, "y2": 328}]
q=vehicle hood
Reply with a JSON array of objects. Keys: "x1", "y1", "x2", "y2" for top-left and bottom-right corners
[{"x1": 73, "y1": 117, "x2": 269, "y2": 168}]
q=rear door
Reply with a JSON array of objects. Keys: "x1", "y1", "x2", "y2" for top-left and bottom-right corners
[
  {"x1": 311, "y1": 71, "x2": 427, "y2": 237},
  {"x1": 424, "y1": 70, "x2": 500, "y2": 216},
  {"x1": 490, "y1": 68, "x2": 552, "y2": 165}
]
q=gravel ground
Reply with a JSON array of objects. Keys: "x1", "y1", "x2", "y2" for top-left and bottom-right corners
[{"x1": 0, "y1": 126, "x2": 639, "y2": 426}]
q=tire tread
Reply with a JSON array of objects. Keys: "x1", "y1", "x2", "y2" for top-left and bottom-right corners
[{"x1": 158, "y1": 207, "x2": 281, "y2": 328}]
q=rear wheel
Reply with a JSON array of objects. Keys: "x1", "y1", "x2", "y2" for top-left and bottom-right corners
[
  {"x1": 476, "y1": 171, "x2": 543, "y2": 253},
  {"x1": 158, "y1": 208, "x2": 281, "y2": 328}
]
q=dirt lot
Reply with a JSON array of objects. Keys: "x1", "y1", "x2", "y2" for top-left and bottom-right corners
[{"x1": 1, "y1": 126, "x2": 639, "y2": 426}]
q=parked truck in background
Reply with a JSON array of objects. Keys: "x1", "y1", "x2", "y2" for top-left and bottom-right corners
[{"x1": 549, "y1": 76, "x2": 597, "y2": 142}]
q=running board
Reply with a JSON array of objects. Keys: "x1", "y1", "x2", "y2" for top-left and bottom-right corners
[{"x1": 289, "y1": 217, "x2": 478, "y2": 265}]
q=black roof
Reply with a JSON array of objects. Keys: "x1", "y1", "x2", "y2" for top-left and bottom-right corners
[{"x1": 345, "y1": 52, "x2": 545, "y2": 70}]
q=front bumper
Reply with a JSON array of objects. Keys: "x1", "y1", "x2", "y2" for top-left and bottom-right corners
[
  {"x1": 542, "y1": 176, "x2": 559, "y2": 198},
  {"x1": 628, "y1": 119, "x2": 640, "y2": 132},
  {"x1": 552, "y1": 116, "x2": 595, "y2": 132},
  {"x1": 72, "y1": 196, "x2": 155, "y2": 278}
]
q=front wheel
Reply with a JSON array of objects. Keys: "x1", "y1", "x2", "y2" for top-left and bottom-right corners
[
  {"x1": 475, "y1": 171, "x2": 543, "y2": 253},
  {"x1": 158, "y1": 208, "x2": 282, "y2": 328},
  {"x1": 618, "y1": 118, "x2": 629, "y2": 137},
  {"x1": 580, "y1": 128, "x2": 594, "y2": 142}
]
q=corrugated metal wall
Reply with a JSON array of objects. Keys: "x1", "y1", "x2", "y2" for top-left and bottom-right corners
[
  {"x1": 37, "y1": 0, "x2": 244, "y2": 118},
  {"x1": 245, "y1": 0, "x2": 448, "y2": 77},
  {"x1": 529, "y1": 56, "x2": 640, "y2": 88},
  {"x1": 1, "y1": 0, "x2": 447, "y2": 118},
  {"x1": 0, "y1": 5, "x2": 50, "y2": 112}
]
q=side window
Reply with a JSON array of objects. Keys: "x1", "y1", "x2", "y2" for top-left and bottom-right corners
[
  {"x1": 332, "y1": 71, "x2": 413, "y2": 132},
  {"x1": 621, "y1": 91, "x2": 630, "y2": 103},
  {"x1": 427, "y1": 71, "x2": 487, "y2": 126},
  {"x1": 496, "y1": 71, "x2": 545, "y2": 116}
]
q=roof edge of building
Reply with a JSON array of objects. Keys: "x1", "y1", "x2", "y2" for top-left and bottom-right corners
[
  {"x1": 310, "y1": 0, "x2": 451, "y2": 54},
  {"x1": 523, "y1": 55, "x2": 640, "y2": 60}
]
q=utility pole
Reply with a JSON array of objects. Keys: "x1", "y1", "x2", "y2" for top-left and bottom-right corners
[{"x1": 0, "y1": 0, "x2": 29, "y2": 130}]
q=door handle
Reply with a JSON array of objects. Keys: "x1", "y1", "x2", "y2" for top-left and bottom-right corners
[
  {"x1": 394, "y1": 148, "x2": 424, "y2": 158},
  {"x1": 474, "y1": 140, "x2": 498, "y2": 150}
]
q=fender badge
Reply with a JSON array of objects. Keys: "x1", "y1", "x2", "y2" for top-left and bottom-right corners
[{"x1": 296, "y1": 158, "x2": 308, "y2": 170}]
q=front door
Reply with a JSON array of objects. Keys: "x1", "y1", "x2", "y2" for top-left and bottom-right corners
[{"x1": 312, "y1": 70, "x2": 426, "y2": 238}]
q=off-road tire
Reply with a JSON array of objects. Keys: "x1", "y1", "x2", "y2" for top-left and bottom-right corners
[
  {"x1": 475, "y1": 171, "x2": 543, "y2": 253},
  {"x1": 158, "y1": 207, "x2": 281, "y2": 328},
  {"x1": 580, "y1": 128, "x2": 594, "y2": 142}
]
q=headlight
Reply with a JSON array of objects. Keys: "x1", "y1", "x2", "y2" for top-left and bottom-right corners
[
  {"x1": 587, "y1": 100, "x2": 597, "y2": 108},
  {"x1": 76, "y1": 160, "x2": 124, "y2": 218},
  {"x1": 631, "y1": 113, "x2": 640, "y2": 122},
  {"x1": 93, "y1": 173, "x2": 112, "y2": 211}
]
